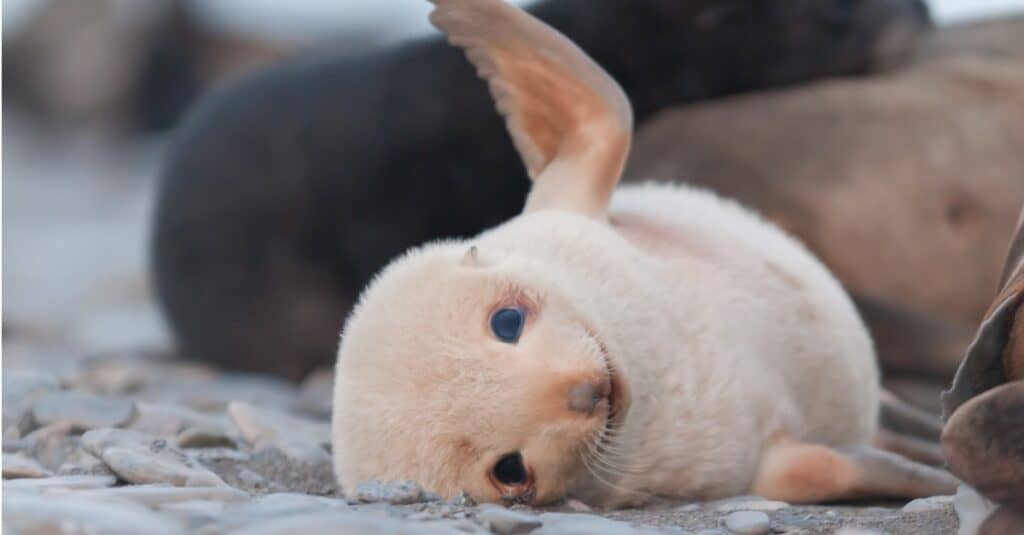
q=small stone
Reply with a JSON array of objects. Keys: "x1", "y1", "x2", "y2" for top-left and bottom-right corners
[
  {"x1": 3, "y1": 490, "x2": 185, "y2": 535},
  {"x1": 2, "y1": 452, "x2": 53, "y2": 478},
  {"x1": 355, "y1": 480, "x2": 426, "y2": 505},
  {"x1": 31, "y1": 391, "x2": 136, "y2": 431},
  {"x1": 723, "y1": 511, "x2": 771, "y2": 535},
  {"x1": 902, "y1": 494, "x2": 955, "y2": 512},
  {"x1": 224, "y1": 511, "x2": 408, "y2": 535},
  {"x1": 3, "y1": 474, "x2": 117, "y2": 491},
  {"x1": 536, "y1": 512, "x2": 639, "y2": 534},
  {"x1": 291, "y1": 368, "x2": 334, "y2": 419},
  {"x1": 129, "y1": 402, "x2": 232, "y2": 441},
  {"x1": 227, "y1": 401, "x2": 330, "y2": 463},
  {"x1": 213, "y1": 492, "x2": 348, "y2": 531},
  {"x1": 954, "y1": 484, "x2": 997, "y2": 535},
  {"x1": 3, "y1": 370, "x2": 60, "y2": 436},
  {"x1": 716, "y1": 500, "x2": 789, "y2": 513},
  {"x1": 177, "y1": 427, "x2": 235, "y2": 448},
  {"x1": 477, "y1": 504, "x2": 543, "y2": 534},
  {"x1": 82, "y1": 428, "x2": 227, "y2": 487},
  {"x1": 566, "y1": 498, "x2": 594, "y2": 512},
  {"x1": 75, "y1": 485, "x2": 249, "y2": 507},
  {"x1": 450, "y1": 491, "x2": 477, "y2": 507}
]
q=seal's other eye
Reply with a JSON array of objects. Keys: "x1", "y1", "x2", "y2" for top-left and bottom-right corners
[
  {"x1": 493, "y1": 452, "x2": 527, "y2": 485},
  {"x1": 490, "y1": 307, "x2": 525, "y2": 343}
]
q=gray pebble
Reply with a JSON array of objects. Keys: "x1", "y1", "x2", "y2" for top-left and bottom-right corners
[
  {"x1": 225, "y1": 510, "x2": 408, "y2": 535},
  {"x1": 129, "y1": 402, "x2": 231, "y2": 441},
  {"x1": 2, "y1": 474, "x2": 117, "y2": 491},
  {"x1": 716, "y1": 500, "x2": 789, "y2": 513},
  {"x1": 536, "y1": 512, "x2": 640, "y2": 534},
  {"x1": 227, "y1": 401, "x2": 330, "y2": 463},
  {"x1": 477, "y1": 504, "x2": 543, "y2": 534},
  {"x1": 3, "y1": 452, "x2": 53, "y2": 478},
  {"x1": 82, "y1": 428, "x2": 227, "y2": 487},
  {"x1": 3, "y1": 490, "x2": 185, "y2": 535},
  {"x1": 3, "y1": 370, "x2": 60, "y2": 437},
  {"x1": 74, "y1": 484, "x2": 249, "y2": 507},
  {"x1": 291, "y1": 368, "x2": 335, "y2": 419},
  {"x1": 31, "y1": 391, "x2": 136, "y2": 431},
  {"x1": 723, "y1": 511, "x2": 771, "y2": 535},
  {"x1": 901, "y1": 494, "x2": 954, "y2": 513},
  {"x1": 355, "y1": 479, "x2": 427, "y2": 504},
  {"x1": 177, "y1": 426, "x2": 236, "y2": 449}
]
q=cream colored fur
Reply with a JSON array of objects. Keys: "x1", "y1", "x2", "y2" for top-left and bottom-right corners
[{"x1": 333, "y1": 0, "x2": 881, "y2": 508}]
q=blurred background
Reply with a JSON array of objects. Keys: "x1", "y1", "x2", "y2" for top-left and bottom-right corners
[{"x1": 3, "y1": 0, "x2": 1024, "y2": 375}]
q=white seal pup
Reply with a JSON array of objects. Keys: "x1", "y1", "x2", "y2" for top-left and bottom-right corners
[{"x1": 332, "y1": 0, "x2": 958, "y2": 508}]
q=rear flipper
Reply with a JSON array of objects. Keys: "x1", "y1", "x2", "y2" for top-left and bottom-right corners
[{"x1": 752, "y1": 438, "x2": 959, "y2": 503}]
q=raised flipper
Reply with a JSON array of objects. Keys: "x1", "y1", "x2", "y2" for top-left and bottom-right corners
[
  {"x1": 429, "y1": 0, "x2": 633, "y2": 218},
  {"x1": 752, "y1": 438, "x2": 959, "y2": 503}
]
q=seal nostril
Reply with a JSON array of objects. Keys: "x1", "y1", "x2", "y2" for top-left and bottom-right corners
[{"x1": 568, "y1": 381, "x2": 608, "y2": 414}]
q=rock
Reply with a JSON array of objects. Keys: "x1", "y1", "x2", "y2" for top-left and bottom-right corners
[
  {"x1": 953, "y1": 484, "x2": 997, "y2": 535},
  {"x1": 476, "y1": 504, "x2": 543, "y2": 534},
  {"x1": 75, "y1": 484, "x2": 249, "y2": 507},
  {"x1": 224, "y1": 511, "x2": 409, "y2": 535},
  {"x1": 902, "y1": 494, "x2": 955, "y2": 513},
  {"x1": 3, "y1": 489, "x2": 185, "y2": 535},
  {"x1": 3, "y1": 370, "x2": 60, "y2": 436},
  {"x1": 177, "y1": 427, "x2": 236, "y2": 449},
  {"x1": 3, "y1": 474, "x2": 117, "y2": 491},
  {"x1": 213, "y1": 492, "x2": 349, "y2": 531},
  {"x1": 536, "y1": 512, "x2": 640, "y2": 534},
  {"x1": 723, "y1": 511, "x2": 771, "y2": 535},
  {"x1": 129, "y1": 402, "x2": 234, "y2": 444},
  {"x1": 227, "y1": 401, "x2": 330, "y2": 459},
  {"x1": 2, "y1": 452, "x2": 53, "y2": 478},
  {"x1": 31, "y1": 390, "x2": 136, "y2": 431},
  {"x1": 566, "y1": 498, "x2": 593, "y2": 512},
  {"x1": 56, "y1": 447, "x2": 117, "y2": 477},
  {"x1": 15, "y1": 422, "x2": 78, "y2": 471},
  {"x1": 834, "y1": 529, "x2": 886, "y2": 535},
  {"x1": 140, "y1": 374, "x2": 297, "y2": 412},
  {"x1": 73, "y1": 352, "x2": 215, "y2": 394},
  {"x1": 354, "y1": 480, "x2": 426, "y2": 505},
  {"x1": 158, "y1": 499, "x2": 225, "y2": 530},
  {"x1": 716, "y1": 499, "x2": 789, "y2": 513},
  {"x1": 291, "y1": 368, "x2": 334, "y2": 419},
  {"x1": 82, "y1": 428, "x2": 227, "y2": 487}
]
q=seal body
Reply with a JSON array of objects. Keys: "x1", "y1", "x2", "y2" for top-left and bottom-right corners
[
  {"x1": 479, "y1": 183, "x2": 879, "y2": 503},
  {"x1": 332, "y1": 0, "x2": 953, "y2": 507}
]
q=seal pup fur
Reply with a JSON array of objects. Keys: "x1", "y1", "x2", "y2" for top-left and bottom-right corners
[{"x1": 332, "y1": 0, "x2": 956, "y2": 507}]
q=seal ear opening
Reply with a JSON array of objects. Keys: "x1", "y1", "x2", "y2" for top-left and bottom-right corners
[
  {"x1": 429, "y1": 0, "x2": 633, "y2": 219},
  {"x1": 460, "y1": 245, "x2": 483, "y2": 267}
]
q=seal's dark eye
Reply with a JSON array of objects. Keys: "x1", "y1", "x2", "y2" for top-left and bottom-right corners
[
  {"x1": 490, "y1": 307, "x2": 524, "y2": 343},
  {"x1": 493, "y1": 452, "x2": 527, "y2": 485}
]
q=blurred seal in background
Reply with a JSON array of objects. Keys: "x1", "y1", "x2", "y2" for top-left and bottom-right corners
[{"x1": 151, "y1": 0, "x2": 930, "y2": 379}]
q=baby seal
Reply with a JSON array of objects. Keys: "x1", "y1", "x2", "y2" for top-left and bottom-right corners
[{"x1": 332, "y1": 0, "x2": 958, "y2": 507}]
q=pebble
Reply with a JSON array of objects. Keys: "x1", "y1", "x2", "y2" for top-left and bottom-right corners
[
  {"x1": 355, "y1": 480, "x2": 428, "y2": 505},
  {"x1": 2, "y1": 474, "x2": 117, "y2": 491},
  {"x1": 31, "y1": 391, "x2": 136, "y2": 431},
  {"x1": 3, "y1": 370, "x2": 60, "y2": 437},
  {"x1": 716, "y1": 500, "x2": 789, "y2": 513},
  {"x1": 224, "y1": 510, "x2": 409, "y2": 535},
  {"x1": 291, "y1": 367, "x2": 335, "y2": 419},
  {"x1": 901, "y1": 494, "x2": 955, "y2": 513},
  {"x1": 212, "y1": 492, "x2": 349, "y2": 531},
  {"x1": 536, "y1": 512, "x2": 640, "y2": 534},
  {"x1": 3, "y1": 489, "x2": 185, "y2": 535},
  {"x1": 82, "y1": 428, "x2": 227, "y2": 487},
  {"x1": 74, "y1": 485, "x2": 249, "y2": 507},
  {"x1": 129, "y1": 402, "x2": 233, "y2": 443},
  {"x1": 953, "y1": 484, "x2": 997, "y2": 535},
  {"x1": 3, "y1": 452, "x2": 54, "y2": 478},
  {"x1": 723, "y1": 511, "x2": 771, "y2": 535},
  {"x1": 227, "y1": 401, "x2": 330, "y2": 463},
  {"x1": 477, "y1": 504, "x2": 543, "y2": 534}
]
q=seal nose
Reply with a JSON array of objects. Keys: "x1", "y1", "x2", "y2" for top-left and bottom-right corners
[{"x1": 567, "y1": 378, "x2": 610, "y2": 414}]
